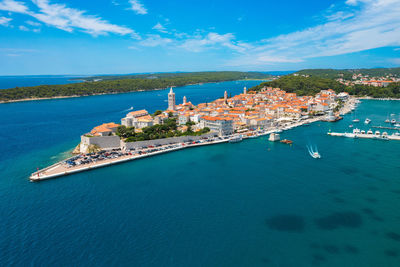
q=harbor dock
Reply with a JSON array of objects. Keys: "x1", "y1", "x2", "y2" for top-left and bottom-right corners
[{"x1": 327, "y1": 131, "x2": 400, "y2": 140}]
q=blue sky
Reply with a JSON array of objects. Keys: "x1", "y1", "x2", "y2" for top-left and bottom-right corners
[{"x1": 0, "y1": 0, "x2": 400, "y2": 75}]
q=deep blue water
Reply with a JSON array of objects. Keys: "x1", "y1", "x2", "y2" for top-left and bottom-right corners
[
  {"x1": 1, "y1": 81, "x2": 400, "y2": 266},
  {"x1": 0, "y1": 75, "x2": 85, "y2": 89}
]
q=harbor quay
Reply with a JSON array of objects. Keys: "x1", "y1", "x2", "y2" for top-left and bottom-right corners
[{"x1": 30, "y1": 86, "x2": 355, "y2": 181}]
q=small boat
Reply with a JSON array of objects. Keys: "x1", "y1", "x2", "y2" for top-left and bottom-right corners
[
  {"x1": 394, "y1": 123, "x2": 400, "y2": 127},
  {"x1": 247, "y1": 133, "x2": 258, "y2": 139},
  {"x1": 349, "y1": 125, "x2": 353, "y2": 128},
  {"x1": 385, "y1": 119, "x2": 390, "y2": 123},
  {"x1": 391, "y1": 119, "x2": 396, "y2": 124},
  {"x1": 352, "y1": 119, "x2": 360, "y2": 123},
  {"x1": 307, "y1": 145, "x2": 321, "y2": 159},
  {"x1": 280, "y1": 139, "x2": 293, "y2": 144},
  {"x1": 229, "y1": 135, "x2": 243, "y2": 143},
  {"x1": 364, "y1": 118, "x2": 371, "y2": 124}
]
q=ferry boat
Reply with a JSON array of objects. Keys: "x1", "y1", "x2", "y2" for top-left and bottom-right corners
[
  {"x1": 364, "y1": 118, "x2": 371, "y2": 124},
  {"x1": 229, "y1": 135, "x2": 243, "y2": 143}
]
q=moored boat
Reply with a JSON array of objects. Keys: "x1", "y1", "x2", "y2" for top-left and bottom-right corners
[
  {"x1": 364, "y1": 118, "x2": 371, "y2": 124},
  {"x1": 229, "y1": 135, "x2": 243, "y2": 143}
]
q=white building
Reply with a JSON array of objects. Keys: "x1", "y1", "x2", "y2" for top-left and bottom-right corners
[
  {"x1": 200, "y1": 116, "x2": 234, "y2": 136},
  {"x1": 121, "y1": 109, "x2": 154, "y2": 128}
]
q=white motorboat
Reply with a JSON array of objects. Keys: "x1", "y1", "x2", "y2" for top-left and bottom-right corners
[
  {"x1": 229, "y1": 135, "x2": 243, "y2": 143},
  {"x1": 352, "y1": 119, "x2": 360, "y2": 123},
  {"x1": 307, "y1": 145, "x2": 321, "y2": 159},
  {"x1": 364, "y1": 118, "x2": 371, "y2": 124},
  {"x1": 349, "y1": 125, "x2": 353, "y2": 128},
  {"x1": 391, "y1": 119, "x2": 396, "y2": 124}
]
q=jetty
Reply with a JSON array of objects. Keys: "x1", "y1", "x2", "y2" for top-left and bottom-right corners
[{"x1": 327, "y1": 130, "x2": 400, "y2": 141}]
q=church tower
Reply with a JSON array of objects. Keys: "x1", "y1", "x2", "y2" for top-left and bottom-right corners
[
  {"x1": 168, "y1": 87, "x2": 176, "y2": 110},
  {"x1": 183, "y1": 96, "x2": 187, "y2": 105},
  {"x1": 243, "y1": 86, "x2": 247, "y2": 95},
  {"x1": 224, "y1": 90, "x2": 228, "y2": 103}
]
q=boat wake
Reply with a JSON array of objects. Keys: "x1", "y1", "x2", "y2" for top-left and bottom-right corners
[
  {"x1": 121, "y1": 106, "x2": 134, "y2": 112},
  {"x1": 307, "y1": 145, "x2": 321, "y2": 159}
]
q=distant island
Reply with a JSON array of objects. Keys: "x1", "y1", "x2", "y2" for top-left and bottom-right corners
[
  {"x1": 2, "y1": 68, "x2": 400, "y2": 103},
  {"x1": 0, "y1": 71, "x2": 273, "y2": 103}
]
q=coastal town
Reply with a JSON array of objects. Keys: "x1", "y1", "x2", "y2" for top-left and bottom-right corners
[{"x1": 30, "y1": 85, "x2": 354, "y2": 181}]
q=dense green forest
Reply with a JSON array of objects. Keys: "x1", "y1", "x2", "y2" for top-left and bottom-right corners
[
  {"x1": 0, "y1": 71, "x2": 271, "y2": 102},
  {"x1": 250, "y1": 75, "x2": 400, "y2": 98},
  {"x1": 251, "y1": 75, "x2": 347, "y2": 95},
  {"x1": 295, "y1": 67, "x2": 400, "y2": 79}
]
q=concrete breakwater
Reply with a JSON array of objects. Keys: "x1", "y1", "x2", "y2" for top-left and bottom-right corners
[{"x1": 30, "y1": 137, "x2": 229, "y2": 181}]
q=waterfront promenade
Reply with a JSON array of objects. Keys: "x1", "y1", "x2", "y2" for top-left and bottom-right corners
[{"x1": 30, "y1": 115, "x2": 328, "y2": 181}]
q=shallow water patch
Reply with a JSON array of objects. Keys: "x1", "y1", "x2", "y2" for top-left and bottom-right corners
[
  {"x1": 266, "y1": 214, "x2": 305, "y2": 233},
  {"x1": 315, "y1": 211, "x2": 362, "y2": 230},
  {"x1": 386, "y1": 232, "x2": 400, "y2": 242}
]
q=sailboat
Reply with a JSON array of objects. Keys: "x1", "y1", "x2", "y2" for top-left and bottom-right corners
[{"x1": 307, "y1": 145, "x2": 321, "y2": 159}]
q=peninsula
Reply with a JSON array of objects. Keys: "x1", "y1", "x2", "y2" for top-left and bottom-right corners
[
  {"x1": 0, "y1": 71, "x2": 272, "y2": 103},
  {"x1": 30, "y1": 84, "x2": 355, "y2": 181}
]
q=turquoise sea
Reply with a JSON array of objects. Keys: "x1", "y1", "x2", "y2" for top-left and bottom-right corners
[
  {"x1": 1, "y1": 81, "x2": 400, "y2": 266},
  {"x1": 0, "y1": 75, "x2": 85, "y2": 89}
]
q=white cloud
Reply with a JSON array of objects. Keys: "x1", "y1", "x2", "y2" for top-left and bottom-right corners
[
  {"x1": 26, "y1": 20, "x2": 41, "y2": 27},
  {"x1": 18, "y1": 25, "x2": 28, "y2": 31},
  {"x1": 226, "y1": 0, "x2": 400, "y2": 66},
  {"x1": 152, "y1": 22, "x2": 167, "y2": 33},
  {"x1": 0, "y1": 0, "x2": 28, "y2": 13},
  {"x1": 179, "y1": 32, "x2": 247, "y2": 52},
  {"x1": 128, "y1": 0, "x2": 147, "y2": 15},
  {"x1": 0, "y1": 16, "x2": 12, "y2": 26},
  {"x1": 0, "y1": 0, "x2": 136, "y2": 36},
  {"x1": 133, "y1": 31, "x2": 250, "y2": 53},
  {"x1": 138, "y1": 34, "x2": 172, "y2": 47}
]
